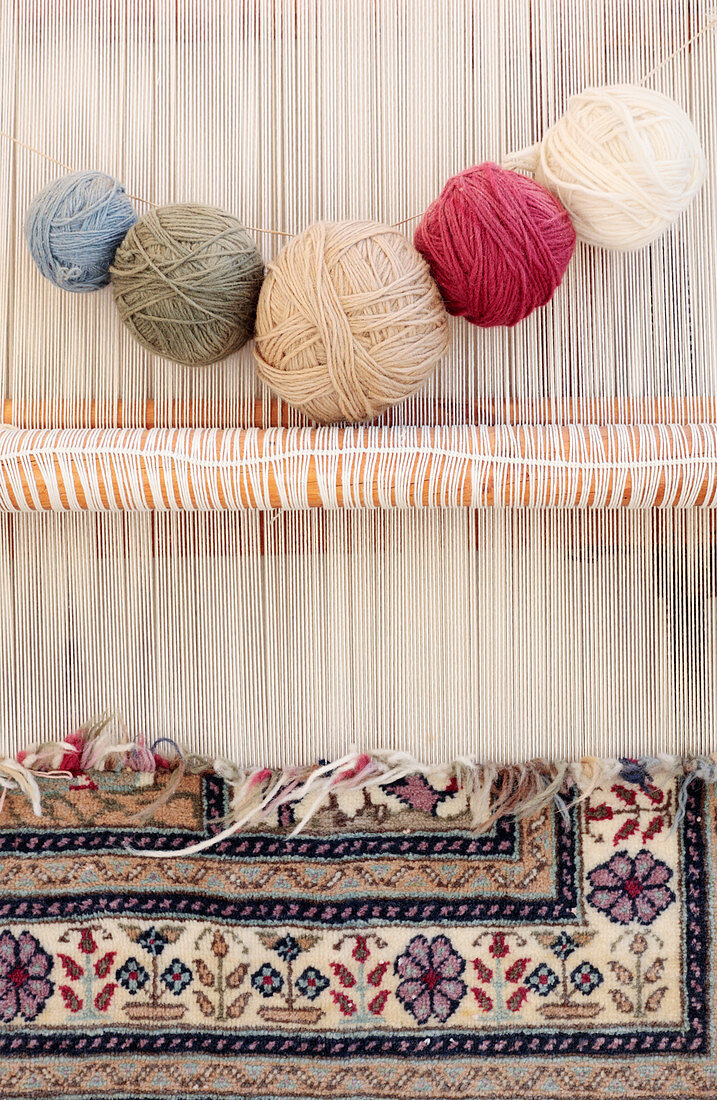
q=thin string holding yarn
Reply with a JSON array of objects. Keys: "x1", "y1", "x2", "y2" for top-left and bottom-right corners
[{"x1": 0, "y1": 129, "x2": 294, "y2": 238}]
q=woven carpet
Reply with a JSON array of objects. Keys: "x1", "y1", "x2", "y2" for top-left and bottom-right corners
[{"x1": 0, "y1": 739, "x2": 713, "y2": 1099}]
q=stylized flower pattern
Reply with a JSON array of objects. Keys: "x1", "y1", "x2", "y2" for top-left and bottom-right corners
[
  {"x1": 137, "y1": 928, "x2": 167, "y2": 957},
  {"x1": 570, "y1": 961, "x2": 603, "y2": 995},
  {"x1": 274, "y1": 935, "x2": 301, "y2": 962},
  {"x1": 548, "y1": 932, "x2": 578, "y2": 960},
  {"x1": 0, "y1": 930, "x2": 54, "y2": 1022},
  {"x1": 116, "y1": 957, "x2": 150, "y2": 994},
  {"x1": 161, "y1": 959, "x2": 192, "y2": 995},
  {"x1": 587, "y1": 850, "x2": 675, "y2": 925},
  {"x1": 0, "y1": 761, "x2": 689, "y2": 1037},
  {"x1": 296, "y1": 966, "x2": 329, "y2": 1001},
  {"x1": 395, "y1": 934, "x2": 466, "y2": 1024},
  {"x1": 251, "y1": 963, "x2": 284, "y2": 997},
  {"x1": 525, "y1": 963, "x2": 559, "y2": 997}
]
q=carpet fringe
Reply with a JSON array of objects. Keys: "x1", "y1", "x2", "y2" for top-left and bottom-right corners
[{"x1": 2, "y1": 720, "x2": 716, "y2": 855}]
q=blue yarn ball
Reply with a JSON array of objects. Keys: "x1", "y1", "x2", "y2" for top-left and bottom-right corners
[{"x1": 24, "y1": 171, "x2": 137, "y2": 293}]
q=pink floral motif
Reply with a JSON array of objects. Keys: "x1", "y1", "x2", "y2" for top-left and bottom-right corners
[
  {"x1": 587, "y1": 850, "x2": 675, "y2": 926},
  {"x1": 0, "y1": 931, "x2": 54, "y2": 1022},
  {"x1": 394, "y1": 935, "x2": 466, "y2": 1024}
]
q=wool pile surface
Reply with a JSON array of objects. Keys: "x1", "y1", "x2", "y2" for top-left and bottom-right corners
[{"x1": 0, "y1": 753, "x2": 713, "y2": 1098}]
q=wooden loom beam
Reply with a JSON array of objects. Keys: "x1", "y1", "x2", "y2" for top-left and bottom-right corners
[{"x1": 1, "y1": 423, "x2": 716, "y2": 511}]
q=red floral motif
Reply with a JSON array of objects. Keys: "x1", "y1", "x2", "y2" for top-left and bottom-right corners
[
  {"x1": 611, "y1": 784, "x2": 637, "y2": 806},
  {"x1": 94, "y1": 983, "x2": 117, "y2": 1012},
  {"x1": 472, "y1": 987, "x2": 493, "y2": 1012},
  {"x1": 613, "y1": 819, "x2": 640, "y2": 845},
  {"x1": 642, "y1": 816, "x2": 665, "y2": 842},
  {"x1": 366, "y1": 962, "x2": 388, "y2": 987},
  {"x1": 368, "y1": 989, "x2": 389, "y2": 1015},
  {"x1": 586, "y1": 803, "x2": 613, "y2": 822},
  {"x1": 60, "y1": 985, "x2": 82, "y2": 1013},
  {"x1": 330, "y1": 963, "x2": 356, "y2": 988},
  {"x1": 351, "y1": 937, "x2": 370, "y2": 963},
  {"x1": 94, "y1": 951, "x2": 116, "y2": 979},
  {"x1": 506, "y1": 986, "x2": 529, "y2": 1012},
  {"x1": 472, "y1": 931, "x2": 531, "y2": 1017},
  {"x1": 585, "y1": 780, "x2": 674, "y2": 846},
  {"x1": 56, "y1": 926, "x2": 116, "y2": 1017},
  {"x1": 504, "y1": 958, "x2": 530, "y2": 983},
  {"x1": 331, "y1": 933, "x2": 390, "y2": 1021},
  {"x1": 330, "y1": 990, "x2": 357, "y2": 1017},
  {"x1": 473, "y1": 958, "x2": 492, "y2": 983},
  {"x1": 78, "y1": 929, "x2": 98, "y2": 955},
  {"x1": 58, "y1": 953, "x2": 83, "y2": 981},
  {"x1": 488, "y1": 933, "x2": 509, "y2": 959}
]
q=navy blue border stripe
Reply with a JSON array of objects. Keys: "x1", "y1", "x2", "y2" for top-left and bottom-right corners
[
  {"x1": 0, "y1": 775, "x2": 522, "y2": 861},
  {"x1": 0, "y1": 801, "x2": 578, "y2": 926},
  {"x1": 0, "y1": 888, "x2": 579, "y2": 925}
]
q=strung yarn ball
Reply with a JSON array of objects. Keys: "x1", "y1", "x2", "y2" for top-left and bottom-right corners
[
  {"x1": 414, "y1": 163, "x2": 576, "y2": 327},
  {"x1": 254, "y1": 220, "x2": 449, "y2": 423},
  {"x1": 504, "y1": 85, "x2": 706, "y2": 250},
  {"x1": 111, "y1": 204, "x2": 264, "y2": 366},
  {"x1": 24, "y1": 171, "x2": 137, "y2": 292}
]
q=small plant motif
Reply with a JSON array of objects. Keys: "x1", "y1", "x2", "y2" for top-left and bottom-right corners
[
  {"x1": 251, "y1": 933, "x2": 328, "y2": 1024},
  {"x1": 584, "y1": 766, "x2": 674, "y2": 846},
  {"x1": 56, "y1": 925, "x2": 116, "y2": 1020},
  {"x1": 117, "y1": 925, "x2": 191, "y2": 1021},
  {"x1": 471, "y1": 932, "x2": 531, "y2": 1019},
  {"x1": 330, "y1": 933, "x2": 390, "y2": 1023},
  {"x1": 193, "y1": 930, "x2": 250, "y2": 1021},
  {"x1": 527, "y1": 931, "x2": 603, "y2": 1019},
  {"x1": 607, "y1": 931, "x2": 668, "y2": 1018}
]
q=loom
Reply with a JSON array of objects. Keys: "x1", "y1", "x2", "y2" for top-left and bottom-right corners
[{"x1": 0, "y1": 0, "x2": 715, "y2": 769}]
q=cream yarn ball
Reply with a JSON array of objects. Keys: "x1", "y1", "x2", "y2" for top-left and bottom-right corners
[
  {"x1": 254, "y1": 220, "x2": 449, "y2": 423},
  {"x1": 504, "y1": 85, "x2": 706, "y2": 250}
]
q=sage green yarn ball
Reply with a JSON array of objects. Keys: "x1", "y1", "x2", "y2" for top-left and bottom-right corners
[{"x1": 110, "y1": 204, "x2": 264, "y2": 366}]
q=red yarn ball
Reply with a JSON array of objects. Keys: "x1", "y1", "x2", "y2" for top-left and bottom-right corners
[{"x1": 414, "y1": 163, "x2": 576, "y2": 327}]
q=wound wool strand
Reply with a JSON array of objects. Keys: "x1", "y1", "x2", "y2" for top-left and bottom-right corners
[
  {"x1": 111, "y1": 204, "x2": 265, "y2": 367},
  {"x1": 504, "y1": 85, "x2": 706, "y2": 250},
  {"x1": 414, "y1": 163, "x2": 576, "y2": 327},
  {"x1": 24, "y1": 171, "x2": 137, "y2": 292},
  {"x1": 254, "y1": 221, "x2": 450, "y2": 423}
]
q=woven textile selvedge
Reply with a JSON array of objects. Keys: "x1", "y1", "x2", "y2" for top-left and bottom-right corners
[{"x1": 0, "y1": 760, "x2": 712, "y2": 1098}]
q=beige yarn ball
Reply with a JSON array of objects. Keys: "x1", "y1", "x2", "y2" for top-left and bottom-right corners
[{"x1": 254, "y1": 220, "x2": 449, "y2": 423}]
